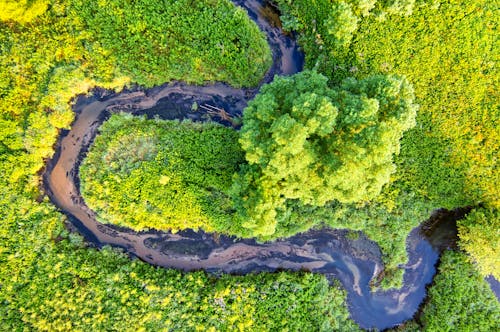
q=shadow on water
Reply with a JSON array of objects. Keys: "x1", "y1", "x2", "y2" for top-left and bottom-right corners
[
  {"x1": 40, "y1": 0, "x2": 495, "y2": 330},
  {"x1": 486, "y1": 276, "x2": 500, "y2": 301},
  {"x1": 420, "y1": 207, "x2": 471, "y2": 251}
]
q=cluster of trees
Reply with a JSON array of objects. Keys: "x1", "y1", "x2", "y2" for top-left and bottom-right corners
[
  {"x1": 80, "y1": 70, "x2": 420, "y2": 288},
  {"x1": 275, "y1": 0, "x2": 423, "y2": 83},
  {"x1": 81, "y1": 70, "x2": 418, "y2": 252},
  {"x1": 0, "y1": 0, "x2": 270, "y2": 197},
  {"x1": 417, "y1": 251, "x2": 499, "y2": 330},
  {"x1": 80, "y1": 0, "x2": 498, "y2": 288},
  {"x1": 68, "y1": 0, "x2": 271, "y2": 87},
  {"x1": 81, "y1": 115, "x2": 243, "y2": 233},
  {"x1": 1, "y1": 211, "x2": 358, "y2": 330},
  {"x1": 274, "y1": 0, "x2": 499, "y2": 283},
  {"x1": 231, "y1": 70, "x2": 417, "y2": 236},
  {"x1": 1, "y1": 0, "x2": 498, "y2": 329},
  {"x1": 3, "y1": 1, "x2": 358, "y2": 330}
]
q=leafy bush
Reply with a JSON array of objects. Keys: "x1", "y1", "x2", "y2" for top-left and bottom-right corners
[{"x1": 0, "y1": 0, "x2": 50, "y2": 23}]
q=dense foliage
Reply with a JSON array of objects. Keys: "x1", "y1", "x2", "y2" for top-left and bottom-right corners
[
  {"x1": 0, "y1": 0, "x2": 270, "y2": 198},
  {"x1": 392, "y1": 251, "x2": 500, "y2": 331},
  {"x1": 0, "y1": 0, "x2": 50, "y2": 23},
  {"x1": 458, "y1": 208, "x2": 500, "y2": 279},
  {"x1": 70, "y1": 0, "x2": 499, "y2": 288},
  {"x1": 68, "y1": 0, "x2": 271, "y2": 87},
  {"x1": 351, "y1": 0, "x2": 499, "y2": 209},
  {"x1": 232, "y1": 70, "x2": 416, "y2": 236},
  {"x1": 0, "y1": 210, "x2": 359, "y2": 331},
  {"x1": 0, "y1": 0, "x2": 498, "y2": 329},
  {"x1": 0, "y1": 1, "x2": 360, "y2": 330},
  {"x1": 418, "y1": 251, "x2": 500, "y2": 331},
  {"x1": 81, "y1": 114, "x2": 243, "y2": 232},
  {"x1": 351, "y1": 0, "x2": 499, "y2": 280},
  {"x1": 275, "y1": 0, "x2": 499, "y2": 281}
]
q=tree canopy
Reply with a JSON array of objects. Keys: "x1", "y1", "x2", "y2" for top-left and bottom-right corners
[
  {"x1": 0, "y1": 0, "x2": 50, "y2": 23},
  {"x1": 232, "y1": 70, "x2": 417, "y2": 236},
  {"x1": 458, "y1": 208, "x2": 500, "y2": 279}
]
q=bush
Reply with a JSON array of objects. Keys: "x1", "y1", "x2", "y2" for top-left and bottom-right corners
[
  {"x1": 458, "y1": 208, "x2": 500, "y2": 279},
  {"x1": 0, "y1": 0, "x2": 50, "y2": 23}
]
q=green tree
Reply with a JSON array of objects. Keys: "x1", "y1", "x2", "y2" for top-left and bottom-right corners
[
  {"x1": 325, "y1": 2, "x2": 359, "y2": 54},
  {"x1": 232, "y1": 70, "x2": 417, "y2": 236}
]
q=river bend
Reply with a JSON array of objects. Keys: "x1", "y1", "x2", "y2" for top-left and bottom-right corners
[{"x1": 43, "y1": 0, "x2": 456, "y2": 329}]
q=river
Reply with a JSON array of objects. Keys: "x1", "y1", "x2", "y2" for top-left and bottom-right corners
[{"x1": 42, "y1": 0, "x2": 496, "y2": 329}]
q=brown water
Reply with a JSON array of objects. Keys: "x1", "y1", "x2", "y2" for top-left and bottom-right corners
[{"x1": 41, "y1": 0, "x2": 483, "y2": 330}]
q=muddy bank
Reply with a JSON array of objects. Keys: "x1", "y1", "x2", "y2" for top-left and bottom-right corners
[{"x1": 40, "y1": 0, "x2": 489, "y2": 330}]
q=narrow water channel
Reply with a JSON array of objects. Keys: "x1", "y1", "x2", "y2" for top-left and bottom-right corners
[{"x1": 41, "y1": 0, "x2": 487, "y2": 330}]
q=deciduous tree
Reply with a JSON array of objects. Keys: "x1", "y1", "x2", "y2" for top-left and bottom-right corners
[{"x1": 232, "y1": 70, "x2": 417, "y2": 236}]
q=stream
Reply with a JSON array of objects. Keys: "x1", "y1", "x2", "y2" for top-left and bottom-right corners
[{"x1": 42, "y1": 0, "x2": 494, "y2": 330}]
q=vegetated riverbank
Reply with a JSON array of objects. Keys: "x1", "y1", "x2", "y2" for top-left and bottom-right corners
[
  {"x1": 273, "y1": 0, "x2": 500, "y2": 281},
  {"x1": 40, "y1": 0, "x2": 498, "y2": 330},
  {"x1": 45, "y1": 111, "x2": 474, "y2": 330},
  {"x1": 3, "y1": 1, "x2": 344, "y2": 329},
  {"x1": 391, "y1": 250, "x2": 500, "y2": 332}
]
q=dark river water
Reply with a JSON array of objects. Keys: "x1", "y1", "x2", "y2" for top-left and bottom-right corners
[{"x1": 42, "y1": 0, "x2": 498, "y2": 329}]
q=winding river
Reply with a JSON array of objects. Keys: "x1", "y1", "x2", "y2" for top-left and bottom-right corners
[{"x1": 42, "y1": 0, "x2": 483, "y2": 330}]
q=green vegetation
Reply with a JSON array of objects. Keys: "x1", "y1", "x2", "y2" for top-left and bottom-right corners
[
  {"x1": 80, "y1": 114, "x2": 243, "y2": 233},
  {"x1": 0, "y1": 0, "x2": 271, "y2": 197},
  {"x1": 69, "y1": 0, "x2": 271, "y2": 87},
  {"x1": 391, "y1": 251, "x2": 500, "y2": 331},
  {"x1": 232, "y1": 70, "x2": 417, "y2": 236},
  {"x1": 275, "y1": 0, "x2": 499, "y2": 282},
  {"x1": 350, "y1": 0, "x2": 498, "y2": 209},
  {"x1": 420, "y1": 251, "x2": 500, "y2": 331},
  {"x1": 419, "y1": 251, "x2": 500, "y2": 331},
  {"x1": 81, "y1": 71, "x2": 418, "y2": 253},
  {"x1": 1, "y1": 0, "x2": 498, "y2": 329},
  {"x1": 0, "y1": 0, "x2": 359, "y2": 330},
  {"x1": 0, "y1": 0, "x2": 50, "y2": 23},
  {"x1": 458, "y1": 208, "x2": 500, "y2": 279},
  {"x1": 74, "y1": 0, "x2": 499, "y2": 288},
  {"x1": 1, "y1": 212, "x2": 359, "y2": 330}
]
